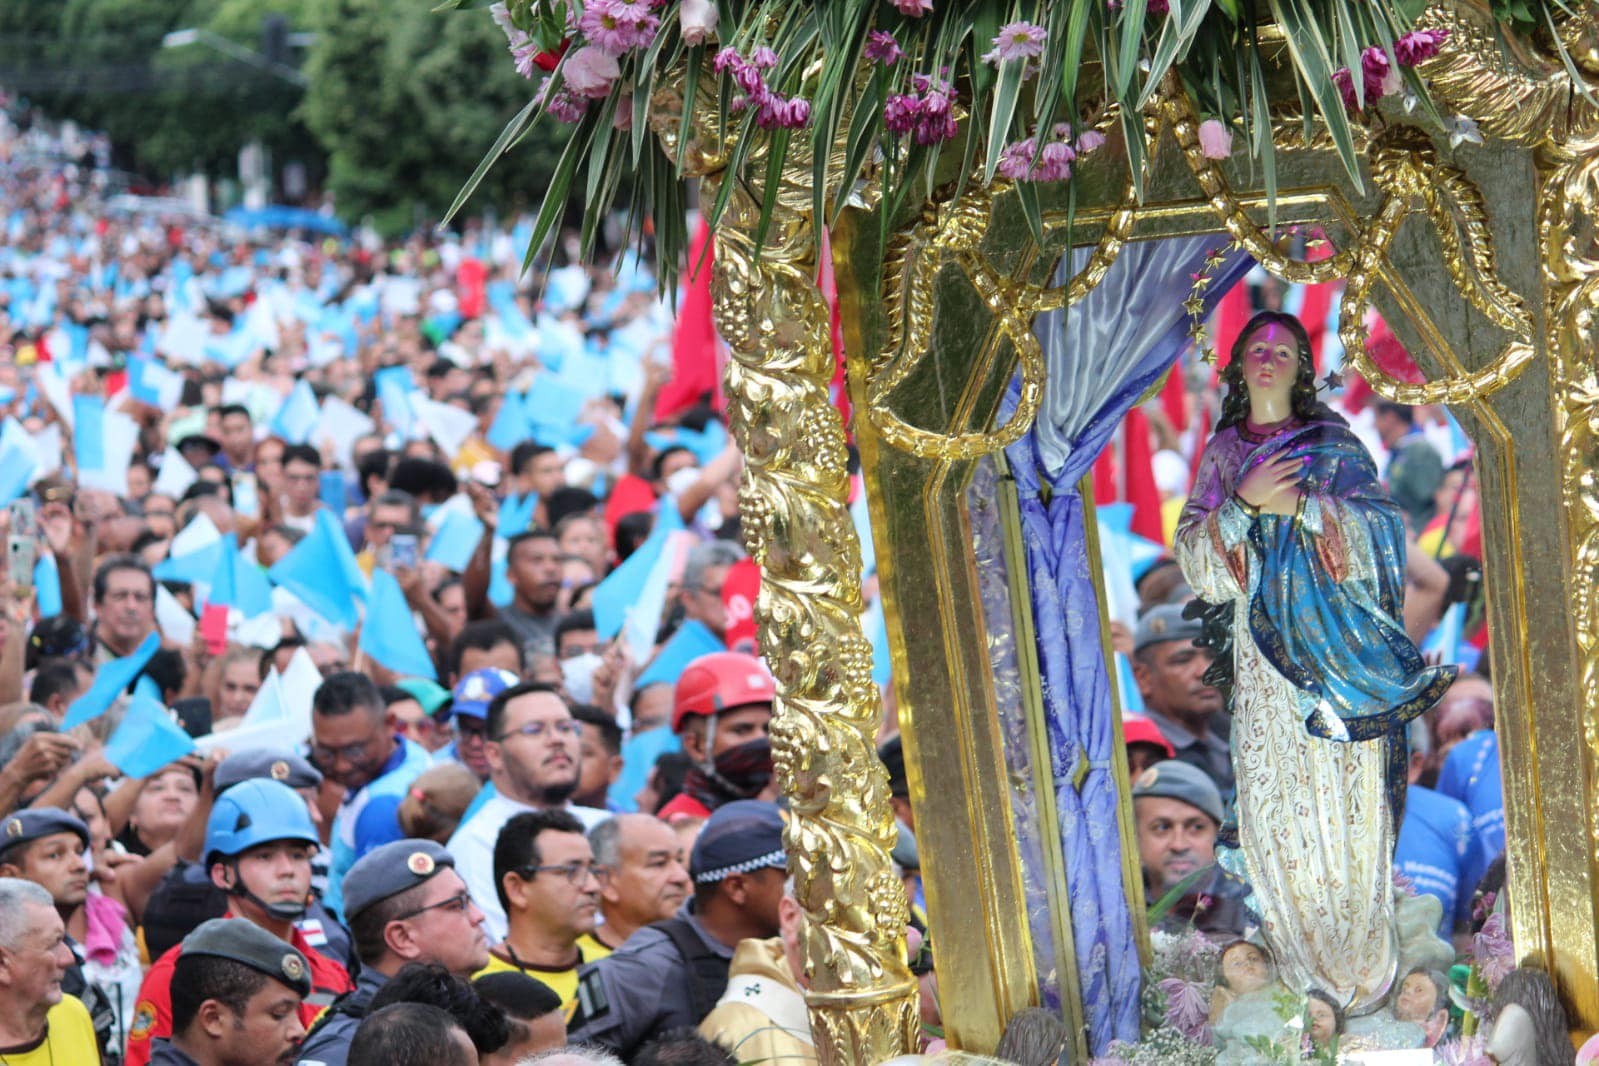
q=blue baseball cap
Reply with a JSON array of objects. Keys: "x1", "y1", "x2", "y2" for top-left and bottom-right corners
[{"x1": 449, "y1": 668, "x2": 521, "y2": 721}]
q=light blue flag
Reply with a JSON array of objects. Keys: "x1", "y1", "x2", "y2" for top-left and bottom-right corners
[
  {"x1": 153, "y1": 541, "x2": 223, "y2": 584},
  {"x1": 636, "y1": 619, "x2": 725, "y2": 689},
  {"x1": 590, "y1": 500, "x2": 684, "y2": 641},
  {"x1": 133, "y1": 673, "x2": 163, "y2": 705},
  {"x1": 63, "y1": 631, "x2": 161, "y2": 729},
  {"x1": 485, "y1": 392, "x2": 530, "y2": 452},
  {"x1": 73, "y1": 395, "x2": 105, "y2": 472},
  {"x1": 488, "y1": 556, "x2": 513, "y2": 608},
  {"x1": 359, "y1": 569, "x2": 438, "y2": 679},
  {"x1": 864, "y1": 598, "x2": 892, "y2": 686},
  {"x1": 34, "y1": 554, "x2": 61, "y2": 618},
  {"x1": 127, "y1": 356, "x2": 183, "y2": 410},
  {"x1": 496, "y1": 494, "x2": 538, "y2": 539},
  {"x1": 524, "y1": 373, "x2": 587, "y2": 433},
  {"x1": 268, "y1": 510, "x2": 364, "y2": 628},
  {"x1": 208, "y1": 533, "x2": 240, "y2": 607},
  {"x1": 375, "y1": 366, "x2": 415, "y2": 434},
  {"x1": 425, "y1": 511, "x2": 485, "y2": 573},
  {"x1": 104, "y1": 695, "x2": 197, "y2": 778},
  {"x1": 0, "y1": 442, "x2": 35, "y2": 507},
  {"x1": 207, "y1": 535, "x2": 274, "y2": 617},
  {"x1": 1116, "y1": 654, "x2": 1145, "y2": 713},
  {"x1": 271, "y1": 379, "x2": 321, "y2": 445}
]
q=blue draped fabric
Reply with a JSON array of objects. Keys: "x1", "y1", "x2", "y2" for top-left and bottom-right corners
[{"x1": 1001, "y1": 238, "x2": 1252, "y2": 1051}]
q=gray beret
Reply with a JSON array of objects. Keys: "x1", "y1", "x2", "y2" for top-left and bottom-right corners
[
  {"x1": 214, "y1": 750, "x2": 323, "y2": 793},
  {"x1": 0, "y1": 808, "x2": 89, "y2": 856},
  {"x1": 1130, "y1": 760, "x2": 1224, "y2": 826},
  {"x1": 342, "y1": 839, "x2": 454, "y2": 921},
  {"x1": 1133, "y1": 603, "x2": 1204, "y2": 654},
  {"x1": 180, "y1": 918, "x2": 312, "y2": 997}
]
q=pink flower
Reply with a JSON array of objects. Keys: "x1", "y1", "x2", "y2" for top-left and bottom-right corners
[
  {"x1": 1148, "y1": 0, "x2": 1170, "y2": 12},
  {"x1": 1361, "y1": 46, "x2": 1398, "y2": 99},
  {"x1": 865, "y1": 30, "x2": 905, "y2": 65},
  {"x1": 1333, "y1": 67, "x2": 1358, "y2": 110},
  {"x1": 563, "y1": 45, "x2": 621, "y2": 98},
  {"x1": 883, "y1": 93, "x2": 921, "y2": 134},
  {"x1": 756, "y1": 94, "x2": 811, "y2": 130},
  {"x1": 579, "y1": 0, "x2": 632, "y2": 54},
  {"x1": 712, "y1": 46, "x2": 741, "y2": 73},
  {"x1": 510, "y1": 36, "x2": 542, "y2": 79},
  {"x1": 1037, "y1": 139, "x2": 1076, "y2": 181},
  {"x1": 915, "y1": 89, "x2": 957, "y2": 145},
  {"x1": 1436, "y1": 1035, "x2": 1494, "y2": 1066},
  {"x1": 489, "y1": 2, "x2": 519, "y2": 41},
  {"x1": 1077, "y1": 129, "x2": 1106, "y2": 152},
  {"x1": 894, "y1": 0, "x2": 933, "y2": 15},
  {"x1": 996, "y1": 138, "x2": 1038, "y2": 180},
  {"x1": 536, "y1": 79, "x2": 588, "y2": 123},
  {"x1": 1196, "y1": 118, "x2": 1232, "y2": 160},
  {"x1": 983, "y1": 21, "x2": 1048, "y2": 65},
  {"x1": 750, "y1": 46, "x2": 779, "y2": 69},
  {"x1": 1394, "y1": 27, "x2": 1449, "y2": 66},
  {"x1": 679, "y1": 0, "x2": 718, "y2": 46}
]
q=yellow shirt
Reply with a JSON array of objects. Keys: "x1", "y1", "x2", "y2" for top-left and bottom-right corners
[
  {"x1": 0, "y1": 995, "x2": 99, "y2": 1065},
  {"x1": 575, "y1": 933, "x2": 615, "y2": 961},
  {"x1": 474, "y1": 938, "x2": 608, "y2": 1008}
]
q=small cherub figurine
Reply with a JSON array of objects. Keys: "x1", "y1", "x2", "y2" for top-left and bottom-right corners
[
  {"x1": 1209, "y1": 939, "x2": 1275, "y2": 1025},
  {"x1": 1484, "y1": 967, "x2": 1570, "y2": 1066},
  {"x1": 1391, "y1": 966, "x2": 1450, "y2": 1047},
  {"x1": 1305, "y1": 989, "x2": 1345, "y2": 1048}
]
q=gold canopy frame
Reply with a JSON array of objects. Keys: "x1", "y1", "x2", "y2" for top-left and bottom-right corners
[{"x1": 660, "y1": 2, "x2": 1599, "y2": 1060}]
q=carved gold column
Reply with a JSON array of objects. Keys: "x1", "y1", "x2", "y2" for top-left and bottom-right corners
[{"x1": 653, "y1": 111, "x2": 919, "y2": 1058}]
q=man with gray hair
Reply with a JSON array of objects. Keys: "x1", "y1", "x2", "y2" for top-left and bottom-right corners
[
  {"x1": 0, "y1": 876, "x2": 100, "y2": 1062},
  {"x1": 676, "y1": 541, "x2": 745, "y2": 645},
  {"x1": 518, "y1": 1046, "x2": 624, "y2": 1065},
  {"x1": 585, "y1": 815, "x2": 691, "y2": 953}
]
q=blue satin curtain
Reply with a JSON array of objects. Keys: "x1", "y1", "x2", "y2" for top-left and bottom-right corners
[{"x1": 1001, "y1": 238, "x2": 1251, "y2": 1051}]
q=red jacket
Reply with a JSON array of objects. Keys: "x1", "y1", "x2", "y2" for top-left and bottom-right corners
[{"x1": 125, "y1": 916, "x2": 351, "y2": 1066}]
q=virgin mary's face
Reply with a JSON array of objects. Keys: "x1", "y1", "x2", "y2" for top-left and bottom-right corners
[{"x1": 1241, "y1": 323, "x2": 1299, "y2": 409}]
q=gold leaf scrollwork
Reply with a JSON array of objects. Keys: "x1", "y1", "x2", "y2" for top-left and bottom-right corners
[
  {"x1": 705, "y1": 145, "x2": 920, "y2": 1062},
  {"x1": 1337, "y1": 126, "x2": 1534, "y2": 406}
]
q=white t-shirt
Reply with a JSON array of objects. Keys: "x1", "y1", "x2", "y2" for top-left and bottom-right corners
[{"x1": 447, "y1": 792, "x2": 610, "y2": 941}]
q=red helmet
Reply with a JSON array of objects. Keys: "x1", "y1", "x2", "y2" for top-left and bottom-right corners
[{"x1": 671, "y1": 652, "x2": 776, "y2": 732}]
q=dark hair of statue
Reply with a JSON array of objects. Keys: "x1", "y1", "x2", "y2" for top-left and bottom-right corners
[{"x1": 1215, "y1": 311, "x2": 1344, "y2": 432}]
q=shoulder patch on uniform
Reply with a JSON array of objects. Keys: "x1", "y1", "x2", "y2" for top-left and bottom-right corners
[
  {"x1": 570, "y1": 968, "x2": 609, "y2": 1026},
  {"x1": 129, "y1": 1000, "x2": 157, "y2": 1040}
]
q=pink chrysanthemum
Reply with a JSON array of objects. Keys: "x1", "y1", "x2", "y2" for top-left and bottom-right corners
[
  {"x1": 882, "y1": 93, "x2": 921, "y2": 134},
  {"x1": 982, "y1": 21, "x2": 1048, "y2": 65},
  {"x1": 579, "y1": 0, "x2": 637, "y2": 55},
  {"x1": 1394, "y1": 27, "x2": 1449, "y2": 66},
  {"x1": 894, "y1": 0, "x2": 933, "y2": 15}
]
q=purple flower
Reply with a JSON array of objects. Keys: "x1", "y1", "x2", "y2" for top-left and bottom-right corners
[
  {"x1": 1037, "y1": 139, "x2": 1076, "y2": 181},
  {"x1": 1436, "y1": 1035, "x2": 1494, "y2": 1066},
  {"x1": 750, "y1": 46, "x2": 779, "y2": 69},
  {"x1": 915, "y1": 89, "x2": 957, "y2": 145},
  {"x1": 1159, "y1": 977, "x2": 1211, "y2": 1043},
  {"x1": 1148, "y1": 0, "x2": 1170, "y2": 12},
  {"x1": 1473, "y1": 913, "x2": 1515, "y2": 991},
  {"x1": 1196, "y1": 118, "x2": 1232, "y2": 160},
  {"x1": 1076, "y1": 129, "x2": 1107, "y2": 152},
  {"x1": 509, "y1": 35, "x2": 542, "y2": 79},
  {"x1": 982, "y1": 21, "x2": 1048, "y2": 65},
  {"x1": 563, "y1": 45, "x2": 622, "y2": 98},
  {"x1": 1332, "y1": 67, "x2": 1358, "y2": 110},
  {"x1": 865, "y1": 30, "x2": 906, "y2": 65},
  {"x1": 883, "y1": 93, "x2": 921, "y2": 133},
  {"x1": 679, "y1": 0, "x2": 718, "y2": 45},
  {"x1": 996, "y1": 138, "x2": 1038, "y2": 180},
  {"x1": 756, "y1": 94, "x2": 811, "y2": 130},
  {"x1": 713, "y1": 46, "x2": 741, "y2": 73},
  {"x1": 894, "y1": 0, "x2": 933, "y2": 15},
  {"x1": 1361, "y1": 46, "x2": 1398, "y2": 99},
  {"x1": 1394, "y1": 27, "x2": 1449, "y2": 66},
  {"x1": 536, "y1": 79, "x2": 589, "y2": 123}
]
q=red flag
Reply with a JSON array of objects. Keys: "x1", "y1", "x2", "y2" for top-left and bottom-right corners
[
  {"x1": 1159, "y1": 362, "x2": 1187, "y2": 434},
  {"x1": 1093, "y1": 442, "x2": 1118, "y2": 504},
  {"x1": 456, "y1": 258, "x2": 487, "y2": 319},
  {"x1": 199, "y1": 603, "x2": 229, "y2": 656},
  {"x1": 603, "y1": 474, "x2": 659, "y2": 547},
  {"x1": 655, "y1": 219, "x2": 720, "y2": 421},
  {"x1": 1211, "y1": 282, "x2": 1253, "y2": 381},
  {"x1": 1122, "y1": 407, "x2": 1164, "y2": 543},
  {"x1": 721, "y1": 557, "x2": 761, "y2": 655}
]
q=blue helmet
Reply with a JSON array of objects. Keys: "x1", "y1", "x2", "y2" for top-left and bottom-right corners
[{"x1": 204, "y1": 778, "x2": 320, "y2": 866}]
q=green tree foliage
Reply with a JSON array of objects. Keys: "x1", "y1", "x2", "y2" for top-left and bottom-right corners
[{"x1": 299, "y1": 0, "x2": 566, "y2": 235}]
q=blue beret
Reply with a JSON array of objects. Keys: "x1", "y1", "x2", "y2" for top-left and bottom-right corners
[
  {"x1": 214, "y1": 750, "x2": 322, "y2": 793},
  {"x1": 689, "y1": 801, "x2": 786, "y2": 884},
  {"x1": 180, "y1": 918, "x2": 311, "y2": 997},
  {"x1": 0, "y1": 808, "x2": 89, "y2": 856},
  {"x1": 342, "y1": 839, "x2": 454, "y2": 921}
]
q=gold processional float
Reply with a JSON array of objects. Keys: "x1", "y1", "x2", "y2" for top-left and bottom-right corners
[{"x1": 453, "y1": 0, "x2": 1599, "y2": 1060}]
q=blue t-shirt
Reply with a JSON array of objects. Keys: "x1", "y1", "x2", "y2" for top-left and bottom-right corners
[
  {"x1": 1395, "y1": 784, "x2": 1472, "y2": 931},
  {"x1": 1435, "y1": 730, "x2": 1504, "y2": 902}
]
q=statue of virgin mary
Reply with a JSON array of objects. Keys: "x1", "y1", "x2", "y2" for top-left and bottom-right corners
[{"x1": 1173, "y1": 310, "x2": 1456, "y2": 1014}]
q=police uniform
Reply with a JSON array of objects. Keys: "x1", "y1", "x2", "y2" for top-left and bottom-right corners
[
  {"x1": 147, "y1": 918, "x2": 312, "y2": 1066},
  {"x1": 294, "y1": 840, "x2": 454, "y2": 1066},
  {"x1": 566, "y1": 801, "x2": 786, "y2": 1058},
  {"x1": 0, "y1": 809, "x2": 118, "y2": 1060}
]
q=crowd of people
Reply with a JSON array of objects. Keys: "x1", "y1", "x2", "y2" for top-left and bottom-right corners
[{"x1": 0, "y1": 83, "x2": 1495, "y2": 1066}]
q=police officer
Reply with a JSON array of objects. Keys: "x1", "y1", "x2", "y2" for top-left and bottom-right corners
[
  {"x1": 128, "y1": 779, "x2": 354, "y2": 1066},
  {"x1": 141, "y1": 751, "x2": 352, "y2": 969},
  {"x1": 294, "y1": 839, "x2": 490, "y2": 1066},
  {"x1": 566, "y1": 800, "x2": 787, "y2": 1057},
  {"x1": 152, "y1": 918, "x2": 312, "y2": 1066}
]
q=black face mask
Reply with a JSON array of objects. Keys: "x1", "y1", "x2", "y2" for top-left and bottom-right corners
[{"x1": 708, "y1": 736, "x2": 774, "y2": 799}]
